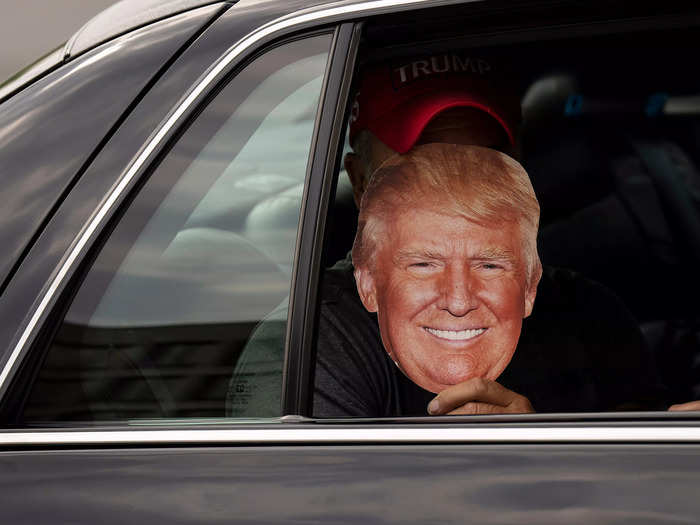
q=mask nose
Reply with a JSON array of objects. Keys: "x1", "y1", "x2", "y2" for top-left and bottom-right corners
[{"x1": 439, "y1": 263, "x2": 478, "y2": 317}]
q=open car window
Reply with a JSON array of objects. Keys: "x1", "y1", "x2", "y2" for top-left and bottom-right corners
[{"x1": 312, "y1": 6, "x2": 700, "y2": 419}]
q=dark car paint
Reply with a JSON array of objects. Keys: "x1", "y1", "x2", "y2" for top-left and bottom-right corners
[
  {"x1": 1, "y1": 444, "x2": 700, "y2": 523},
  {"x1": 0, "y1": 4, "x2": 224, "y2": 298},
  {"x1": 63, "y1": 0, "x2": 234, "y2": 60},
  {"x1": 1, "y1": 0, "x2": 700, "y2": 523}
]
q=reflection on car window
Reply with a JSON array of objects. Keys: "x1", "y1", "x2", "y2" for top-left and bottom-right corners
[{"x1": 20, "y1": 33, "x2": 332, "y2": 423}]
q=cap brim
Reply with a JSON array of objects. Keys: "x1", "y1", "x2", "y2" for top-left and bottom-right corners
[{"x1": 370, "y1": 91, "x2": 517, "y2": 154}]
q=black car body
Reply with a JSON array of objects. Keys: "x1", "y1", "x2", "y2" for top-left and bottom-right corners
[{"x1": 1, "y1": 0, "x2": 700, "y2": 522}]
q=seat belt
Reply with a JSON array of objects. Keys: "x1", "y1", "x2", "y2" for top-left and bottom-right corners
[{"x1": 631, "y1": 140, "x2": 700, "y2": 265}]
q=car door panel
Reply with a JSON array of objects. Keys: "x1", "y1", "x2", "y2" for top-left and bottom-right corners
[{"x1": 1, "y1": 442, "x2": 699, "y2": 523}]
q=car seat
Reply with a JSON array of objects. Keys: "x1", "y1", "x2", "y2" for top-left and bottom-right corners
[{"x1": 522, "y1": 75, "x2": 700, "y2": 402}]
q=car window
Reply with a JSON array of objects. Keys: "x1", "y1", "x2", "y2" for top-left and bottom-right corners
[
  {"x1": 314, "y1": 12, "x2": 700, "y2": 418},
  {"x1": 17, "y1": 33, "x2": 333, "y2": 423}
]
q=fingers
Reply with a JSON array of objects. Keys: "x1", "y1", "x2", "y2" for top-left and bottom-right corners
[
  {"x1": 668, "y1": 400, "x2": 700, "y2": 411},
  {"x1": 428, "y1": 377, "x2": 508, "y2": 413},
  {"x1": 427, "y1": 377, "x2": 534, "y2": 416}
]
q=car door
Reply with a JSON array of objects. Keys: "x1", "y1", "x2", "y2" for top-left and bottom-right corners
[{"x1": 1, "y1": 1, "x2": 700, "y2": 524}]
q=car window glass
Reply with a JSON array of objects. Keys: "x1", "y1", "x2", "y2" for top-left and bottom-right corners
[{"x1": 18, "y1": 33, "x2": 332, "y2": 423}]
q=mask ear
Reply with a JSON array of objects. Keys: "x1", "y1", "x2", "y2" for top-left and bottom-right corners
[
  {"x1": 523, "y1": 263, "x2": 542, "y2": 318},
  {"x1": 344, "y1": 152, "x2": 367, "y2": 208},
  {"x1": 354, "y1": 267, "x2": 378, "y2": 312}
]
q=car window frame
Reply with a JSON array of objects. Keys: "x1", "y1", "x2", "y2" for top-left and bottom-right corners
[{"x1": 282, "y1": 22, "x2": 361, "y2": 416}]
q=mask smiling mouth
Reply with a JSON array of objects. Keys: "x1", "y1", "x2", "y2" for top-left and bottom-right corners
[{"x1": 423, "y1": 327, "x2": 487, "y2": 341}]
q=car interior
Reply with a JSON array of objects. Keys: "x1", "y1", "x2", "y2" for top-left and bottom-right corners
[
  {"x1": 11, "y1": 2, "x2": 700, "y2": 424},
  {"x1": 322, "y1": 4, "x2": 700, "y2": 407}
]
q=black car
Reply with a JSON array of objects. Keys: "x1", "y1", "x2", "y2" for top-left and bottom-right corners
[{"x1": 1, "y1": 0, "x2": 700, "y2": 522}]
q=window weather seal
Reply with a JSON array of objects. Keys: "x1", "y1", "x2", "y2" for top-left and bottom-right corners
[{"x1": 283, "y1": 22, "x2": 362, "y2": 416}]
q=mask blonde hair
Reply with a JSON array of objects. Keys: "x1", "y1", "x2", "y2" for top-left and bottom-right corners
[{"x1": 352, "y1": 143, "x2": 541, "y2": 284}]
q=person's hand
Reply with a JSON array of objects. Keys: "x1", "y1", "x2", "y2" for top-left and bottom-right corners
[
  {"x1": 427, "y1": 377, "x2": 534, "y2": 415},
  {"x1": 668, "y1": 400, "x2": 700, "y2": 411}
]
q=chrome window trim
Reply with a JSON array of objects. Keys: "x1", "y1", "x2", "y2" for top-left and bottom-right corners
[
  {"x1": 0, "y1": 0, "x2": 471, "y2": 394},
  {"x1": 1, "y1": 426, "x2": 700, "y2": 446}
]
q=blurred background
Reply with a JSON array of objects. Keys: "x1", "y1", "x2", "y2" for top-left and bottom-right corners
[{"x1": 0, "y1": 0, "x2": 116, "y2": 83}]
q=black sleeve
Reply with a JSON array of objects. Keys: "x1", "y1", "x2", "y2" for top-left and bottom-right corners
[
  {"x1": 313, "y1": 300, "x2": 395, "y2": 417},
  {"x1": 577, "y1": 276, "x2": 669, "y2": 410}
]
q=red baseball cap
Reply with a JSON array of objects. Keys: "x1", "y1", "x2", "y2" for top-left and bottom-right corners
[{"x1": 349, "y1": 53, "x2": 521, "y2": 153}]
